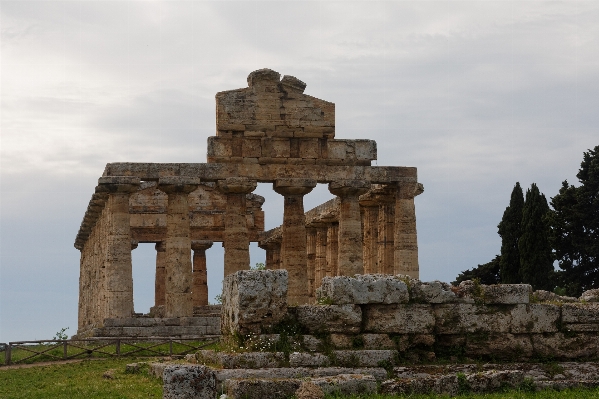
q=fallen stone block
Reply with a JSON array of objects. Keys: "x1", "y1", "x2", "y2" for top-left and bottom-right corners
[
  {"x1": 580, "y1": 289, "x2": 599, "y2": 302},
  {"x1": 221, "y1": 269, "x2": 288, "y2": 335},
  {"x1": 163, "y1": 365, "x2": 216, "y2": 399},
  {"x1": 466, "y1": 370, "x2": 524, "y2": 392},
  {"x1": 295, "y1": 304, "x2": 361, "y2": 334},
  {"x1": 316, "y1": 274, "x2": 408, "y2": 305},
  {"x1": 363, "y1": 304, "x2": 435, "y2": 334}
]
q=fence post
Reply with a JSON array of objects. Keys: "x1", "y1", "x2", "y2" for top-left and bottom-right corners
[
  {"x1": 116, "y1": 339, "x2": 120, "y2": 356},
  {"x1": 63, "y1": 341, "x2": 68, "y2": 359},
  {"x1": 6, "y1": 344, "x2": 11, "y2": 366}
]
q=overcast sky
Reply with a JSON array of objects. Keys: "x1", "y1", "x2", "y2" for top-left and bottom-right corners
[{"x1": 1, "y1": 1, "x2": 597, "y2": 342}]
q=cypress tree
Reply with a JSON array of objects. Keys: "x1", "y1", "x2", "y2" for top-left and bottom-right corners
[
  {"x1": 549, "y1": 146, "x2": 599, "y2": 296},
  {"x1": 497, "y1": 182, "x2": 524, "y2": 283},
  {"x1": 519, "y1": 183, "x2": 554, "y2": 290}
]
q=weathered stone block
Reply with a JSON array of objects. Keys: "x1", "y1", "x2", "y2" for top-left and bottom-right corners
[
  {"x1": 580, "y1": 289, "x2": 599, "y2": 302},
  {"x1": 163, "y1": 365, "x2": 216, "y2": 399},
  {"x1": 197, "y1": 350, "x2": 286, "y2": 369},
  {"x1": 311, "y1": 374, "x2": 377, "y2": 395},
  {"x1": 465, "y1": 333, "x2": 533, "y2": 359},
  {"x1": 362, "y1": 334, "x2": 395, "y2": 349},
  {"x1": 466, "y1": 370, "x2": 524, "y2": 393},
  {"x1": 434, "y1": 304, "x2": 511, "y2": 334},
  {"x1": 330, "y1": 334, "x2": 354, "y2": 349},
  {"x1": 363, "y1": 304, "x2": 435, "y2": 334},
  {"x1": 483, "y1": 284, "x2": 531, "y2": 304},
  {"x1": 333, "y1": 350, "x2": 398, "y2": 367},
  {"x1": 289, "y1": 352, "x2": 331, "y2": 367},
  {"x1": 510, "y1": 304, "x2": 560, "y2": 333},
  {"x1": 299, "y1": 138, "x2": 319, "y2": 159},
  {"x1": 242, "y1": 138, "x2": 262, "y2": 158},
  {"x1": 327, "y1": 140, "x2": 353, "y2": 160},
  {"x1": 271, "y1": 138, "x2": 291, "y2": 158},
  {"x1": 410, "y1": 280, "x2": 457, "y2": 304},
  {"x1": 317, "y1": 274, "x2": 409, "y2": 305},
  {"x1": 226, "y1": 378, "x2": 301, "y2": 399},
  {"x1": 562, "y1": 303, "x2": 599, "y2": 324},
  {"x1": 221, "y1": 269, "x2": 288, "y2": 335},
  {"x1": 206, "y1": 137, "x2": 232, "y2": 158},
  {"x1": 295, "y1": 304, "x2": 362, "y2": 334},
  {"x1": 532, "y1": 333, "x2": 597, "y2": 359},
  {"x1": 354, "y1": 140, "x2": 377, "y2": 161}
]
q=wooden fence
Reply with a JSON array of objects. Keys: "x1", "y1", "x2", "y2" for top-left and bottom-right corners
[{"x1": 0, "y1": 336, "x2": 219, "y2": 366}]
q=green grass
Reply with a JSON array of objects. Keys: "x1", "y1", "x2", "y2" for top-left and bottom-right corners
[
  {"x1": 0, "y1": 340, "x2": 209, "y2": 365},
  {"x1": 0, "y1": 358, "x2": 163, "y2": 399}
]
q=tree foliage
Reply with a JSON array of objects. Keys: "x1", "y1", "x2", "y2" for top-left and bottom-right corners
[
  {"x1": 498, "y1": 182, "x2": 524, "y2": 284},
  {"x1": 452, "y1": 255, "x2": 501, "y2": 286},
  {"x1": 550, "y1": 146, "x2": 599, "y2": 296},
  {"x1": 519, "y1": 183, "x2": 554, "y2": 290}
]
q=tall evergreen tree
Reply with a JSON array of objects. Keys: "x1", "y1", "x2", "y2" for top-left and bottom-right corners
[
  {"x1": 519, "y1": 183, "x2": 554, "y2": 290},
  {"x1": 549, "y1": 146, "x2": 599, "y2": 296},
  {"x1": 452, "y1": 255, "x2": 501, "y2": 286},
  {"x1": 497, "y1": 182, "x2": 524, "y2": 283}
]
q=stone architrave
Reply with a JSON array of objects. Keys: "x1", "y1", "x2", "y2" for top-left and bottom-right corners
[
  {"x1": 96, "y1": 176, "x2": 140, "y2": 320},
  {"x1": 394, "y1": 182, "x2": 423, "y2": 278},
  {"x1": 154, "y1": 241, "x2": 166, "y2": 307},
  {"x1": 329, "y1": 180, "x2": 371, "y2": 276},
  {"x1": 326, "y1": 224, "x2": 339, "y2": 277},
  {"x1": 217, "y1": 177, "x2": 257, "y2": 276},
  {"x1": 158, "y1": 176, "x2": 201, "y2": 318},
  {"x1": 191, "y1": 240, "x2": 213, "y2": 307},
  {"x1": 274, "y1": 178, "x2": 317, "y2": 305}
]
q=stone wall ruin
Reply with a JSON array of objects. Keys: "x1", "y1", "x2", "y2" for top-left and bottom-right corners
[{"x1": 74, "y1": 68, "x2": 423, "y2": 337}]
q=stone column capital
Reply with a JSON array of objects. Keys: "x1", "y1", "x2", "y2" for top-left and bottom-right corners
[
  {"x1": 217, "y1": 177, "x2": 257, "y2": 194},
  {"x1": 328, "y1": 180, "x2": 371, "y2": 197},
  {"x1": 191, "y1": 240, "x2": 214, "y2": 252},
  {"x1": 96, "y1": 176, "x2": 141, "y2": 194},
  {"x1": 273, "y1": 178, "x2": 317, "y2": 196},
  {"x1": 158, "y1": 177, "x2": 201, "y2": 195},
  {"x1": 396, "y1": 182, "x2": 424, "y2": 199}
]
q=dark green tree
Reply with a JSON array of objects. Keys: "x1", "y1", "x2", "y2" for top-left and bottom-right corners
[
  {"x1": 497, "y1": 182, "x2": 524, "y2": 283},
  {"x1": 549, "y1": 146, "x2": 599, "y2": 296},
  {"x1": 519, "y1": 183, "x2": 554, "y2": 290},
  {"x1": 452, "y1": 255, "x2": 501, "y2": 286}
]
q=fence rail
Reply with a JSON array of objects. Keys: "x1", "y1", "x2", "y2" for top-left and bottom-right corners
[{"x1": 0, "y1": 336, "x2": 219, "y2": 366}]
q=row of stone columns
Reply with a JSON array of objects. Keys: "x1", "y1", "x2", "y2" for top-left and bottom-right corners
[
  {"x1": 97, "y1": 176, "x2": 258, "y2": 320},
  {"x1": 262, "y1": 180, "x2": 422, "y2": 301}
]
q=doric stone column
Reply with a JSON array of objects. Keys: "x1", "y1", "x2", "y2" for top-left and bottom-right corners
[
  {"x1": 273, "y1": 178, "x2": 316, "y2": 305},
  {"x1": 329, "y1": 180, "x2": 370, "y2": 276},
  {"x1": 315, "y1": 227, "x2": 328, "y2": 288},
  {"x1": 272, "y1": 243, "x2": 281, "y2": 269},
  {"x1": 394, "y1": 182, "x2": 424, "y2": 278},
  {"x1": 378, "y1": 202, "x2": 395, "y2": 274},
  {"x1": 359, "y1": 196, "x2": 379, "y2": 275},
  {"x1": 326, "y1": 223, "x2": 339, "y2": 276},
  {"x1": 158, "y1": 176, "x2": 201, "y2": 318},
  {"x1": 154, "y1": 241, "x2": 166, "y2": 307},
  {"x1": 306, "y1": 228, "x2": 317, "y2": 299},
  {"x1": 217, "y1": 177, "x2": 257, "y2": 276},
  {"x1": 96, "y1": 176, "x2": 140, "y2": 320},
  {"x1": 191, "y1": 240, "x2": 213, "y2": 307}
]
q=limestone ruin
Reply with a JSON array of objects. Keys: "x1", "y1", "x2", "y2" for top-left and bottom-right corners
[{"x1": 74, "y1": 68, "x2": 422, "y2": 337}]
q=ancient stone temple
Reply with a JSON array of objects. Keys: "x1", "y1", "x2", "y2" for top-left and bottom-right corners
[{"x1": 74, "y1": 68, "x2": 423, "y2": 337}]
